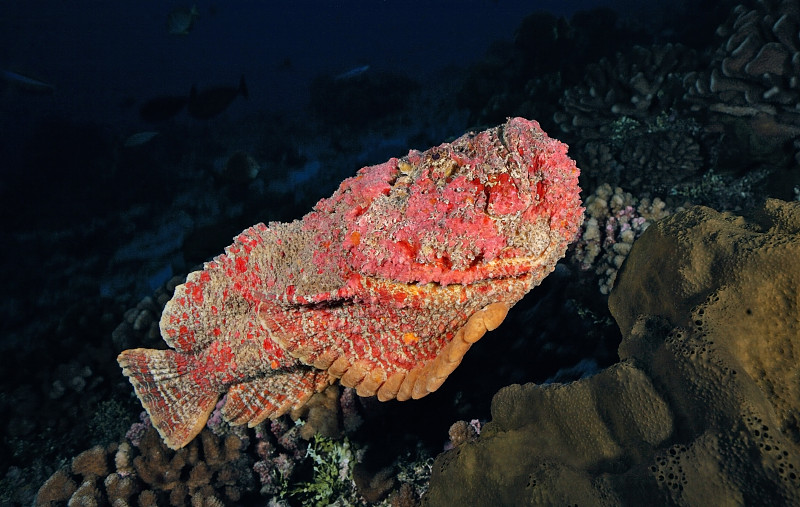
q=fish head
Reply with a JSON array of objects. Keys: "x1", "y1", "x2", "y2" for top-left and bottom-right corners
[{"x1": 327, "y1": 118, "x2": 584, "y2": 286}]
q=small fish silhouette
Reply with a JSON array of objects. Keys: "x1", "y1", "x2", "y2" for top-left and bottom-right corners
[
  {"x1": 167, "y1": 5, "x2": 200, "y2": 35},
  {"x1": 2, "y1": 70, "x2": 55, "y2": 94},
  {"x1": 187, "y1": 75, "x2": 248, "y2": 119}
]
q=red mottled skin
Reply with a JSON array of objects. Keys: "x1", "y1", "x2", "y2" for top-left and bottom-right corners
[{"x1": 118, "y1": 118, "x2": 584, "y2": 449}]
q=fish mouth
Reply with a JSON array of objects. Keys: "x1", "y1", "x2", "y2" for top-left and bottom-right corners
[
  {"x1": 393, "y1": 249, "x2": 557, "y2": 288},
  {"x1": 463, "y1": 252, "x2": 557, "y2": 282}
]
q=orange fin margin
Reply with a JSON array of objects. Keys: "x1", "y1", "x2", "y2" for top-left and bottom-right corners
[{"x1": 117, "y1": 348, "x2": 219, "y2": 450}]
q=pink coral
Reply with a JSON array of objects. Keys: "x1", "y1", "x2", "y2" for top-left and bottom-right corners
[{"x1": 125, "y1": 411, "x2": 151, "y2": 447}]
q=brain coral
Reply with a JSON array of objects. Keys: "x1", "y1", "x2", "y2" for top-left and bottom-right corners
[{"x1": 423, "y1": 199, "x2": 800, "y2": 506}]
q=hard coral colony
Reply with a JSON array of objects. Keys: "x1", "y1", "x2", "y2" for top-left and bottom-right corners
[{"x1": 118, "y1": 117, "x2": 583, "y2": 449}]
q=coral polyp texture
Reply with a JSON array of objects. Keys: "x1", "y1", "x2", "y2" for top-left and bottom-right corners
[
  {"x1": 118, "y1": 117, "x2": 584, "y2": 450},
  {"x1": 424, "y1": 199, "x2": 800, "y2": 506}
]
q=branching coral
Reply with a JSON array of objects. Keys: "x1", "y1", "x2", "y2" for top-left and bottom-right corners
[
  {"x1": 554, "y1": 43, "x2": 699, "y2": 141},
  {"x1": 570, "y1": 184, "x2": 678, "y2": 294},
  {"x1": 552, "y1": 44, "x2": 711, "y2": 198},
  {"x1": 35, "y1": 426, "x2": 254, "y2": 506},
  {"x1": 575, "y1": 114, "x2": 705, "y2": 195},
  {"x1": 683, "y1": 0, "x2": 800, "y2": 165}
]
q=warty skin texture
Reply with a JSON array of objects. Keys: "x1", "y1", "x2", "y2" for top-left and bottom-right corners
[{"x1": 118, "y1": 117, "x2": 583, "y2": 449}]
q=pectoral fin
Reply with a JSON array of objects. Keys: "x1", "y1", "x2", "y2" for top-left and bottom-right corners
[{"x1": 258, "y1": 273, "x2": 516, "y2": 402}]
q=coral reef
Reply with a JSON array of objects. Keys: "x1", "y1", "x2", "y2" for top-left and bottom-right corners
[
  {"x1": 668, "y1": 164, "x2": 773, "y2": 211},
  {"x1": 35, "y1": 426, "x2": 255, "y2": 506},
  {"x1": 290, "y1": 435, "x2": 363, "y2": 506},
  {"x1": 251, "y1": 417, "x2": 304, "y2": 498},
  {"x1": 552, "y1": 44, "x2": 714, "y2": 197},
  {"x1": 424, "y1": 199, "x2": 800, "y2": 505},
  {"x1": 684, "y1": 0, "x2": 800, "y2": 129},
  {"x1": 458, "y1": 8, "x2": 650, "y2": 128},
  {"x1": 31, "y1": 284, "x2": 430, "y2": 506},
  {"x1": 111, "y1": 278, "x2": 181, "y2": 352},
  {"x1": 0, "y1": 293, "x2": 131, "y2": 505},
  {"x1": 575, "y1": 114, "x2": 706, "y2": 195},
  {"x1": 387, "y1": 450, "x2": 433, "y2": 507},
  {"x1": 555, "y1": 43, "x2": 699, "y2": 141},
  {"x1": 610, "y1": 199, "x2": 800, "y2": 443},
  {"x1": 445, "y1": 419, "x2": 481, "y2": 449},
  {"x1": 683, "y1": 0, "x2": 800, "y2": 167},
  {"x1": 570, "y1": 184, "x2": 678, "y2": 294},
  {"x1": 288, "y1": 385, "x2": 344, "y2": 440},
  {"x1": 20, "y1": 4, "x2": 800, "y2": 506},
  {"x1": 248, "y1": 413, "x2": 431, "y2": 505}
]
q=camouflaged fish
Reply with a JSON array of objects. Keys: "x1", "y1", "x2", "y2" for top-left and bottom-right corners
[{"x1": 118, "y1": 117, "x2": 584, "y2": 449}]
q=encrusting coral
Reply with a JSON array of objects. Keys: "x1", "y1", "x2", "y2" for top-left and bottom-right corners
[
  {"x1": 610, "y1": 199, "x2": 800, "y2": 446},
  {"x1": 116, "y1": 117, "x2": 584, "y2": 451},
  {"x1": 424, "y1": 199, "x2": 800, "y2": 506}
]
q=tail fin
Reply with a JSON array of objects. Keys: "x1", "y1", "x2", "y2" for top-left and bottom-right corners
[{"x1": 117, "y1": 348, "x2": 218, "y2": 449}]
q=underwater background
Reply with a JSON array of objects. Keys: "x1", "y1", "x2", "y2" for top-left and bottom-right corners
[{"x1": 2, "y1": 0, "x2": 799, "y2": 505}]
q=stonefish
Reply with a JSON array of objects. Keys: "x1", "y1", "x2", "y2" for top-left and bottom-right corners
[{"x1": 118, "y1": 117, "x2": 583, "y2": 449}]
